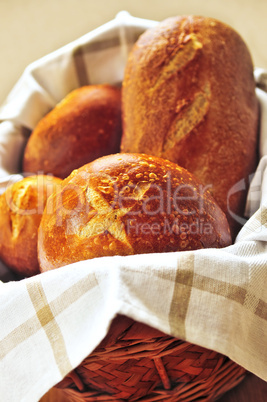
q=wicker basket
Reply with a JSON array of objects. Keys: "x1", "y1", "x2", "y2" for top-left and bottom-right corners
[{"x1": 54, "y1": 315, "x2": 246, "y2": 401}]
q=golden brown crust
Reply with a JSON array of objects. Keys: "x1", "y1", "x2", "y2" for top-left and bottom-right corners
[
  {"x1": 38, "y1": 153, "x2": 231, "y2": 272},
  {"x1": 23, "y1": 84, "x2": 122, "y2": 179},
  {"x1": 121, "y1": 16, "x2": 259, "y2": 239},
  {"x1": 0, "y1": 175, "x2": 62, "y2": 276}
]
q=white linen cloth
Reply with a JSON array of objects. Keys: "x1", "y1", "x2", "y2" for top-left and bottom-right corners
[{"x1": 0, "y1": 11, "x2": 267, "y2": 402}]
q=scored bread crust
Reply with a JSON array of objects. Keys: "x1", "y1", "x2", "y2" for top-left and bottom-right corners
[
  {"x1": 38, "y1": 153, "x2": 231, "y2": 272},
  {"x1": 0, "y1": 175, "x2": 62, "y2": 276},
  {"x1": 121, "y1": 16, "x2": 259, "y2": 238}
]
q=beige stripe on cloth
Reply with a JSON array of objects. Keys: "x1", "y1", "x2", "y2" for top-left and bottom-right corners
[
  {"x1": 0, "y1": 269, "x2": 99, "y2": 362},
  {"x1": 73, "y1": 38, "x2": 124, "y2": 86},
  {"x1": 168, "y1": 240, "x2": 267, "y2": 344},
  {"x1": 256, "y1": 299, "x2": 267, "y2": 319},
  {"x1": 11, "y1": 271, "x2": 98, "y2": 377},
  {"x1": 169, "y1": 253, "x2": 194, "y2": 338},
  {"x1": 73, "y1": 31, "x2": 142, "y2": 86},
  {"x1": 73, "y1": 46, "x2": 90, "y2": 86},
  {"x1": 0, "y1": 314, "x2": 42, "y2": 361},
  {"x1": 47, "y1": 272, "x2": 98, "y2": 315},
  {"x1": 26, "y1": 281, "x2": 73, "y2": 378},
  {"x1": 192, "y1": 275, "x2": 247, "y2": 304},
  {"x1": 24, "y1": 271, "x2": 99, "y2": 373}
]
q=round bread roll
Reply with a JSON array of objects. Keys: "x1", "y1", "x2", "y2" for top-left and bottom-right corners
[
  {"x1": 38, "y1": 153, "x2": 231, "y2": 272},
  {"x1": 0, "y1": 175, "x2": 62, "y2": 277},
  {"x1": 23, "y1": 84, "x2": 122, "y2": 179}
]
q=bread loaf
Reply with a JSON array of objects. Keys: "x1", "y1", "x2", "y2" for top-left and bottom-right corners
[
  {"x1": 121, "y1": 16, "x2": 259, "y2": 238},
  {"x1": 0, "y1": 175, "x2": 62, "y2": 277},
  {"x1": 23, "y1": 84, "x2": 122, "y2": 179},
  {"x1": 38, "y1": 153, "x2": 231, "y2": 272}
]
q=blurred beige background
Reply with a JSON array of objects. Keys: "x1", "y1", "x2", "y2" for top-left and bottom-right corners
[{"x1": 0, "y1": 0, "x2": 266, "y2": 105}]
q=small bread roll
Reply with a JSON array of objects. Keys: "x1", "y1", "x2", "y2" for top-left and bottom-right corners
[
  {"x1": 0, "y1": 175, "x2": 62, "y2": 277},
  {"x1": 23, "y1": 84, "x2": 122, "y2": 179},
  {"x1": 38, "y1": 153, "x2": 231, "y2": 272}
]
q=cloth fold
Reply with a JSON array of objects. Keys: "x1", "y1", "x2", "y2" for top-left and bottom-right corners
[{"x1": 0, "y1": 11, "x2": 267, "y2": 402}]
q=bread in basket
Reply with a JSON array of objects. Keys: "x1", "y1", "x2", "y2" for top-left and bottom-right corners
[{"x1": 0, "y1": 11, "x2": 264, "y2": 402}]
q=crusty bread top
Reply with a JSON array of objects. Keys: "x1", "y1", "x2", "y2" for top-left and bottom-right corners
[
  {"x1": 121, "y1": 16, "x2": 259, "y2": 238},
  {"x1": 38, "y1": 153, "x2": 231, "y2": 271},
  {"x1": 23, "y1": 84, "x2": 122, "y2": 179},
  {"x1": 0, "y1": 175, "x2": 62, "y2": 276}
]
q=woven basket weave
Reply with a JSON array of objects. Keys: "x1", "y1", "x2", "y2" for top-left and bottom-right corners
[{"x1": 55, "y1": 315, "x2": 246, "y2": 401}]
